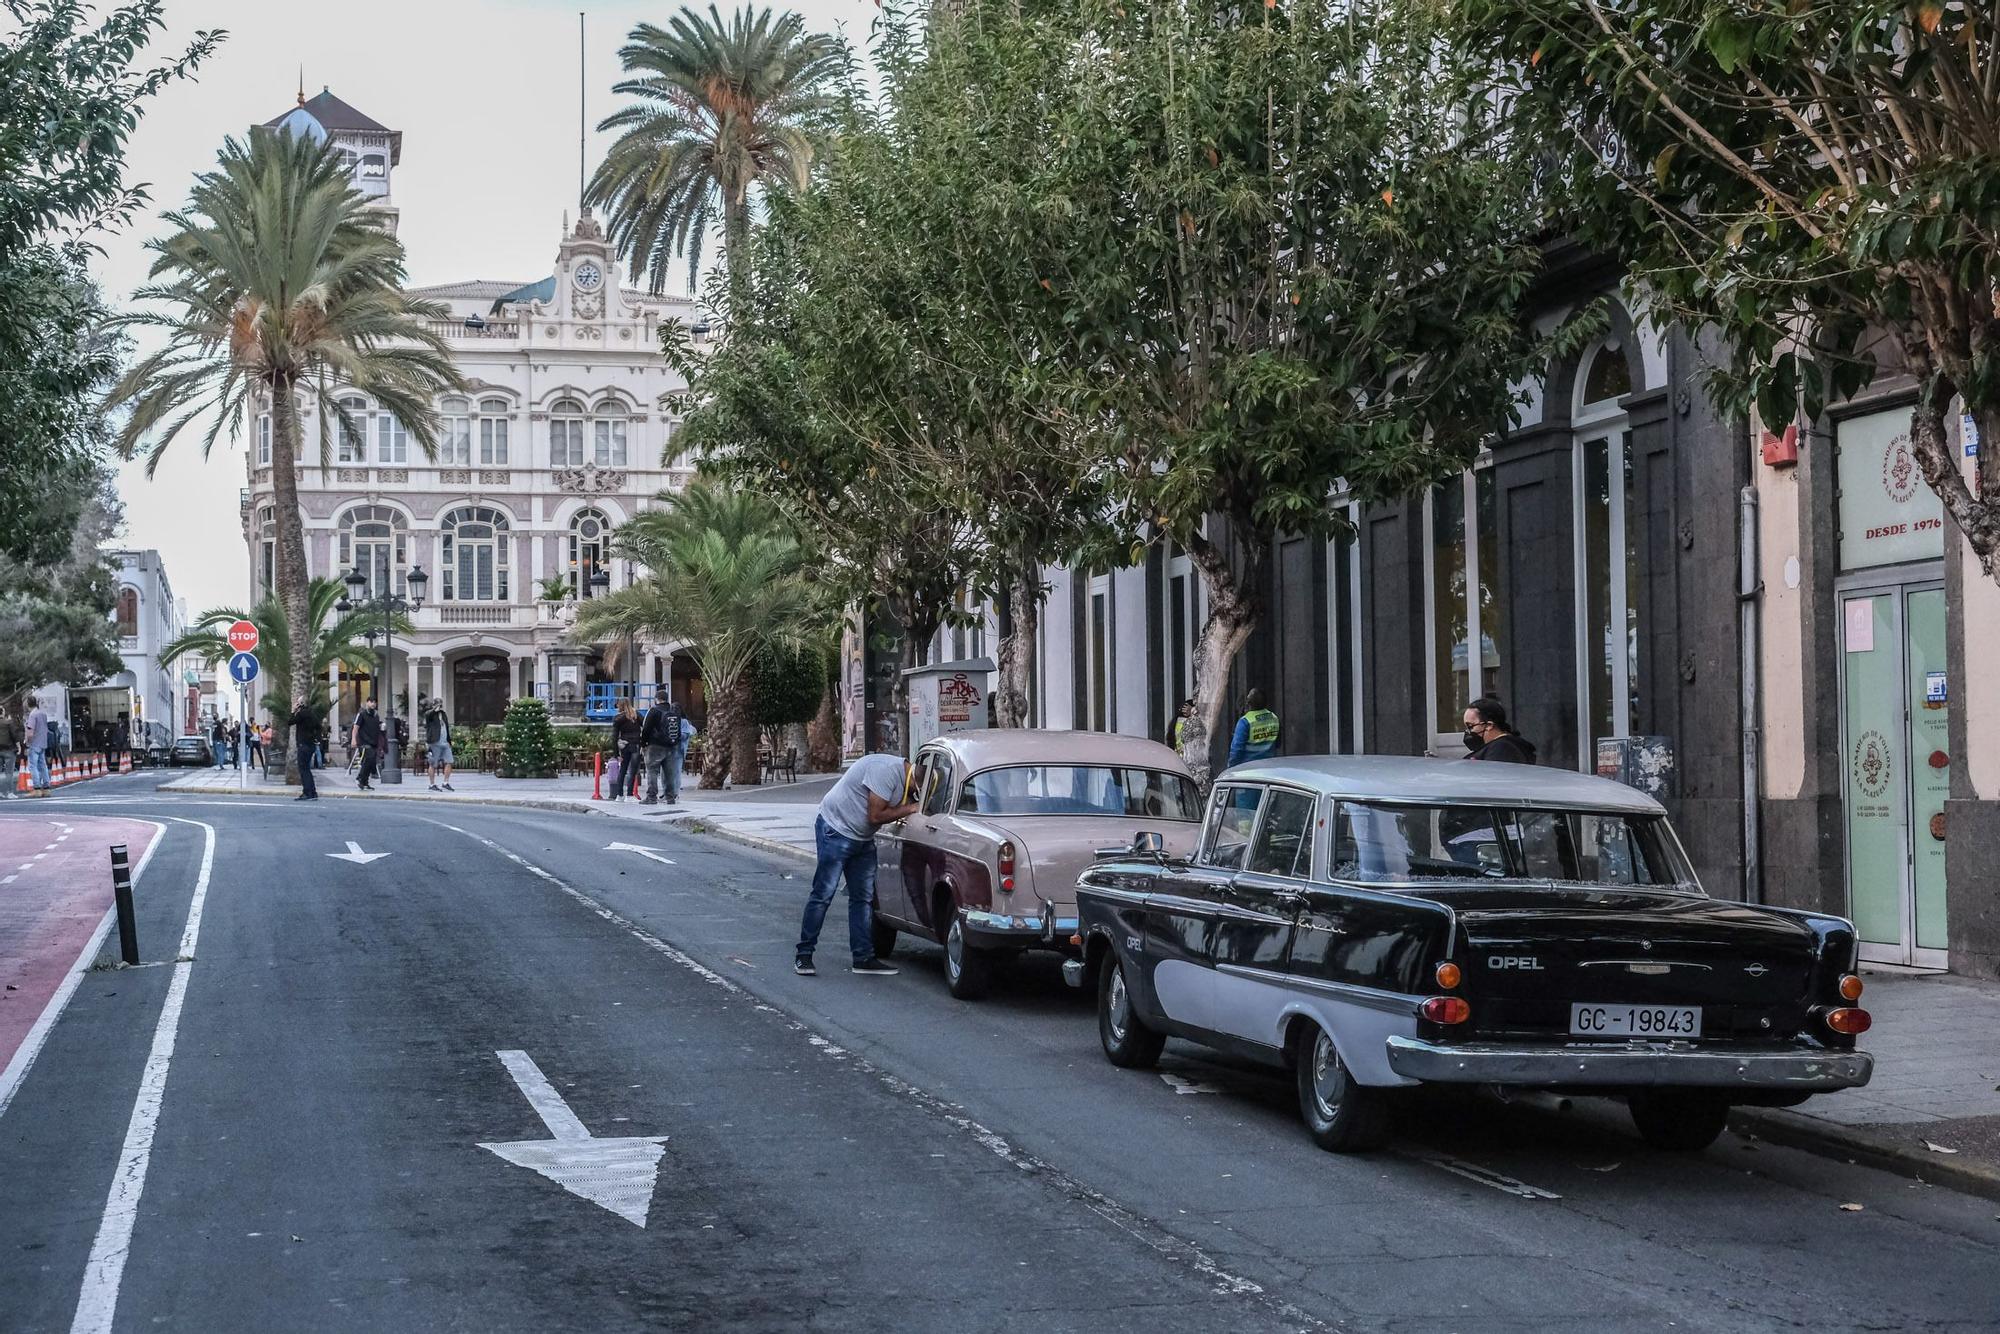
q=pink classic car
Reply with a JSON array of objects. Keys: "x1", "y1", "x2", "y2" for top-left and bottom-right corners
[{"x1": 872, "y1": 731, "x2": 1203, "y2": 999}]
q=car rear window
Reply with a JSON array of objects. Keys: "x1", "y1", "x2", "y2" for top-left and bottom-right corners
[
  {"x1": 1330, "y1": 801, "x2": 1697, "y2": 891},
  {"x1": 959, "y1": 766, "x2": 1201, "y2": 820}
]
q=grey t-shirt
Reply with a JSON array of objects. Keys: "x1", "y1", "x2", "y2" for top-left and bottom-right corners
[
  {"x1": 819, "y1": 754, "x2": 908, "y2": 842},
  {"x1": 26, "y1": 708, "x2": 47, "y2": 750}
]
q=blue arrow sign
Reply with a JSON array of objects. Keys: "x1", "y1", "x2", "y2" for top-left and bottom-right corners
[{"x1": 228, "y1": 651, "x2": 260, "y2": 685}]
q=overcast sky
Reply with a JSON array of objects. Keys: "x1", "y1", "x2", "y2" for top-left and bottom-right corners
[{"x1": 97, "y1": 0, "x2": 878, "y2": 618}]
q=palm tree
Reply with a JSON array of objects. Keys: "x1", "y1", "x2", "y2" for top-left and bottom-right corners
[
  {"x1": 160, "y1": 577, "x2": 411, "y2": 722},
  {"x1": 573, "y1": 481, "x2": 817, "y2": 787},
  {"x1": 108, "y1": 127, "x2": 462, "y2": 776},
  {"x1": 586, "y1": 5, "x2": 842, "y2": 295}
]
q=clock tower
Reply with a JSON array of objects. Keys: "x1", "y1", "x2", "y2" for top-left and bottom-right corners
[{"x1": 554, "y1": 209, "x2": 615, "y2": 323}]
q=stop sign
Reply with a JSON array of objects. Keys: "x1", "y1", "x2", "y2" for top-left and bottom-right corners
[{"x1": 226, "y1": 619, "x2": 259, "y2": 654}]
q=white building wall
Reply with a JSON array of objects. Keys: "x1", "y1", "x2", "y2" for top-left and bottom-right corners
[{"x1": 1041, "y1": 568, "x2": 1077, "y2": 729}]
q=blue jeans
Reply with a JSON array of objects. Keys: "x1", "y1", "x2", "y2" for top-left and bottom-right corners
[
  {"x1": 27, "y1": 746, "x2": 48, "y2": 790},
  {"x1": 797, "y1": 816, "x2": 878, "y2": 965}
]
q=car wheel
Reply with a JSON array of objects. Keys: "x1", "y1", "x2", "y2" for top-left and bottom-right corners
[
  {"x1": 1097, "y1": 956, "x2": 1166, "y2": 1069},
  {"x1": 942, "y1": 910, "x2": 992, "y2": 1001},
  {"x1": 870, "y1": 920, "x2": 897, "y2": 960},
  {"x1": 1628, "y1": 1090, "x2": 1730, "y2": 1152},
  {"x1": 1295, "y1": 1024, "x2": 1389, "y2": 1152}
]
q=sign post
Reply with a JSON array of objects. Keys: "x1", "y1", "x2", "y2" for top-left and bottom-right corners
[{"x1": 228, "y1": 650, "x2": 260, "y2": 789}]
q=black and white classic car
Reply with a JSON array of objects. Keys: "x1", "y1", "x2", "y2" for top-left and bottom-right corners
[{"x1": 1065, "y1": 756, "x2": 1875, "y2": 1153}]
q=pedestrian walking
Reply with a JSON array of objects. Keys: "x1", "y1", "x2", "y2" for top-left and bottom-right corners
[
  {"x1": 289, "y1": 694, "x2": 320, "y2": 801},
  {"x1": 609, "y1": 700, "x2": 644, "y2": 801},
  {"x1": 246, "y1": 720, "x2": 264, "y2": 770},
  {"x1": 351, "y1": 697, "x2": 383, "y2": 790},
  {"x1": 794, "y1": 745, "x2": 917, "y2": 977},
  {"x1": 1462, "y1": 696, "x2": 1537, "y2": 764},
  {"x1": 1226, "y1": 689, "x2": 1282, "y2": 768},
  {"x1": 210, "y1": 716, "x2": 227, "y2": 768},
  {"x1": 423, "y1": 698, "x2": 455, "y2": 792},
  {"x1": 638, "y1": 695, "x2": 695, "y2": 805},
  {"x1": 24, "y1": 696, "x2": 51, "y2": 796}
]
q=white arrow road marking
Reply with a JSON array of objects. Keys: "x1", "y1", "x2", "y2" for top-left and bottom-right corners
[
  {"x1": 604, "y1": 841, "x2": 675, "y2": 866},
  {"x1": 325, "y1": 841, "x2": 391, "y2": 865},
  {"x1": 479, "y1": 1050, "x2": 667, "y2": 1228},
  {"x1": 1159, "y1": 1072, "x2": 1223, "y2": 1095}
]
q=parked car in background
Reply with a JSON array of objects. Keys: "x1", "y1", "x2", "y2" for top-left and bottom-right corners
[
  {"x1": 169, "y1": 735, "x2": 212, "y2": 768},
  {"x1": 1069, "y1": 756, "x2": 1875, "y2": 1153},
  {"x1": 872, "y1": 731, "x2": 1203, "y2": 999}
]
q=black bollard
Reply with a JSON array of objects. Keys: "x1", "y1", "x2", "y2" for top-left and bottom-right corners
[{"x1": 109, "y1": 844, "x2": 138, "y2": 966}]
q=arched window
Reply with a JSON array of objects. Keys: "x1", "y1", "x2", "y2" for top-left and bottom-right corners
[
  {"x1": 1573, "y1": 337, "x2": 1641, "y2": 763},
  {"x1": 592, "y1": 402, "x2": 628, "y2": 467},
  {"x1": 569, "y1": 507, "x2": 613, "y2": 598},
  {"x1": 116, "y1": 587, "x2": 139, "y2": 638},
  {"x1": 441, "y1": 505, "x2": 511, "y2": 602},
  {"x1": 478, "y1": 397, "x2": 511, "y2": 465},
  {"x1": 1582, "y1": 342, "x2": 1634, "y2": 406},
  {"x1": 337, "y1": 396, "x2": 368, "y2": 463},
  {"x1": 337, "y1": 505, "x2": 408, "y2": 598},
  {"x1": 257, "y1": 505, "x2": 276, "y2": 595},
  {"x1": 550, "y1": 398, "x2": 585, "y2": 467},
  {"x1": 440, "y1": 396, "x2": 471, "y2": 465}
]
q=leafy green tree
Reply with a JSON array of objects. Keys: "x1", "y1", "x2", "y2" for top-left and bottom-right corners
[
  {"x1": 749, "y1": 640, "x2": 827, "y2": 751},
  {"x1": 108, "y1": 127, "x2": 462, "y2": 775},
  {"x1": 1026, "y1": 0, "x2": 1562, "y2": 760},
  {"x1": 0, "y1": 1, "x2": 219, "y2": 565},
  {"x1": 574, "y1": 480, "x2": 818, "y2": 787},
  {"x1": 159, "y1": 576, "x2": 405, "y2": 719},
  {"x1": 587, "y1": 4, "x2": 841, "y2": 295},
  {"x1": 1468, "y1": 0, "x2": 2000, "y2": 581},
  {"x1": 500, "y1": 696, "x2": 557, "y2": 779},
  {"x1": 0, "y1": 460, "x2": 123, "y2": 702}
]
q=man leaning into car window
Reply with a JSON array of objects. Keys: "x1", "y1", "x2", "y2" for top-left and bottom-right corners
[{"x1": 795, "y1": 742, "x2": 919, "y2": 978}]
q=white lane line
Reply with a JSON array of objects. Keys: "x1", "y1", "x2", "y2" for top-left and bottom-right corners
[
  {"x1": 426, "y1": 820, "x2": 1323, "y2": 1329},
  {"x1": 1403, "y1": 1150, "x2": 1562, "y2": 1200},
  {"x1": 69, "y1": 817, "x2": 217, "y2": 1334},
  {"x1": 2, "y1": 875, "x2": 14, "y2": 885},
  {"x1": 0, "y1": 821, "x2": 169, "y2": 1122}
]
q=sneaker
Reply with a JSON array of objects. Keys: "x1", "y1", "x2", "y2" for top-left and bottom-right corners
[
  {"x1": 442, "y1": 783, "x2": 455, "y2": 792},
  {"x1": 293, "y1": 794, "x2": 315, "y2": 802},
  {"x1": 849, "y1": 959, "x2": 899, "y2": 976},
  {"x1": 428, "y1": 783, "x2": 441, "y2": 792},
  {"x1": 794, "y1": 959, "x2": 816, "y2": 976}
]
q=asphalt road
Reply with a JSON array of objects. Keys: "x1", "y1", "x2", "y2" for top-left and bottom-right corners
[{"x1": 2, "y1": 772, "x2": 1996, "y2": 1333}]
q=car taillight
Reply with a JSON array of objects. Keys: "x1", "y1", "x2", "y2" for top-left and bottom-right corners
[
  {"x1": 1420, "y1": 996, "x2": 1470, "y2": 1025},
  {"x1": 1435, "y1": 961, "x2": 1462, "y2": 989},
  {"x1": 999, "y1": 841, "x2": 1015, "y2": 893},
  {"x1": 1838, "y1": 973, "x2": 1864, "y2": 1002},
  {"x1": 1824, "y1": 1007, "x2": 1871, "y2": 1035}
]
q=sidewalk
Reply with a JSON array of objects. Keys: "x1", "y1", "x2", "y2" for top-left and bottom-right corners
[{"x1": 155, "y1": 765, "x2": 2000, "y2": 1194}]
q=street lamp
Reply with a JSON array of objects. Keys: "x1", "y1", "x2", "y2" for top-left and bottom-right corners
[{"x1": 337, "y1": 563, "x2": 427, "y2": 784}]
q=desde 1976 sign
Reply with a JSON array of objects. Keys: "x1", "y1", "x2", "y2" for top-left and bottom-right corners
[{"x1": 1837, "y1": 408, "x2": 1944, "y2": 571}]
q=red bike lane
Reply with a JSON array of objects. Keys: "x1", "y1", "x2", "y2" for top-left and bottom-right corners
[{"x1": 0, "y1": 815, "x2": 160, "y2": 1075}]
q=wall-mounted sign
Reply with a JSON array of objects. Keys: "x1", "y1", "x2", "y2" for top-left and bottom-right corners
[{"x1": 1838, "y1": 408, "x2": 1945, "y2": 570}]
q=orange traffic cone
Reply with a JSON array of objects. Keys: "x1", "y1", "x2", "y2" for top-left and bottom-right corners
[
  {"x1": 120, "y1": 752, "x2": 132, "y2": 774},
  {"x1": 14, "y1": 759, "x2": 26, "y2": 793}
]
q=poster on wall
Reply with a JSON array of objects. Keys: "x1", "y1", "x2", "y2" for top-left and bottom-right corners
[{"x1": 1837, "y1": 408, "x2": 1946, "y2": 570}]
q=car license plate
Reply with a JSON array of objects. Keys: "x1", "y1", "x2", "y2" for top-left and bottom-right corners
[{"x1": 1569, "y1": 1003, "x2": 1701, "y2": 1038}]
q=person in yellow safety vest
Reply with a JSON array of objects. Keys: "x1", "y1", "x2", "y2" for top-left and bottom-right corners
[{"x1": 1228, "y1": 690, "x2": 1281, "y2": 768}]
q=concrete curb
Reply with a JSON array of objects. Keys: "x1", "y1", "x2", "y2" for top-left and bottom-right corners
[
  {"x1": 1731, "y1": 1106, "x2": 2000, "y2": 1204},
  {"x1": 682, "y1": 819, "x2": 815, "y2": 864},
  {"x1": 155, "y1": 780, "x2": 600, "y2": 817}
]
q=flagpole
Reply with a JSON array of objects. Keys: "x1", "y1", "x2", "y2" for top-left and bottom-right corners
[{"x1": 578, "y1": 11, "x2": 586, "y2": 209}]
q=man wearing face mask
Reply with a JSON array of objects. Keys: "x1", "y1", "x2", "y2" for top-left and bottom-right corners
[{"x1": 1462, "y1": 696, "x2": 1536, "y2": 764}]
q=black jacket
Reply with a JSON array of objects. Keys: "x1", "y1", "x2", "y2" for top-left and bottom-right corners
[
  {"x1": 640, "y1": 703, "x2": 683, "y2": 747},
  {"x1": 613, "y1": 713, "x2": 643, "y2": 746},
  {"x1": 1471, "y1": 731, "x2": 1537, "y2": 765},
  {"x1": 288, "y1": 705, "x2": 319, "y2": 744},
  {"x1": 424, "y1": 709, "x2": 449, "y2": 746},
  {"x1": 353, "y1": 710, "x2": 383, "y2": 748}
]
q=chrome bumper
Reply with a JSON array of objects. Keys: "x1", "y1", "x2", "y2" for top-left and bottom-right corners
[
  {"x1": 961, "y1": 909, "x2": 1078, "y2": 945},
  {"x1": 1383, "y1": 1037, "x2": 1874, "y2": 1091}
]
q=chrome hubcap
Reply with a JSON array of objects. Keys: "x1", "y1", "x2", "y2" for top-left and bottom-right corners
[
  {"x1": 1310, "y1": 1031, "x2": 1343, "y2": 1121},
  {"x1": 1107, "y1": 967, "x2": 1131, "y2": 1040},
  {"x1": 946, "y1": 917, "x2": 963, "y2": 979}
]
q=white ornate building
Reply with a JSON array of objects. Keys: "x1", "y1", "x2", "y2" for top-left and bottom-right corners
[{"x1": 242, "y1": 90, "x2": 699, "y2": 730}]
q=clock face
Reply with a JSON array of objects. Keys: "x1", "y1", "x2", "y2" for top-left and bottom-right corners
[{"x1": 574, "y1": 261, "x2": 603, "y2": 292}]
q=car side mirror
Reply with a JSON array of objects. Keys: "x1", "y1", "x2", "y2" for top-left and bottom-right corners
[{"x1": 1132, "y1": 830, "x2": 1166, "y2": 858}]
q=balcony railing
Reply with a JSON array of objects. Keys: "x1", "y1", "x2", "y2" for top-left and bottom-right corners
[
  {"x1": 423, "y1": 317, "x2": 520, "y2": 342},
  {"x1": 432, "y1": 604, "x2": 523, "y2": 627},
  {"x1": 533, "y1": 680, "x2": 663, "y2": 721}
]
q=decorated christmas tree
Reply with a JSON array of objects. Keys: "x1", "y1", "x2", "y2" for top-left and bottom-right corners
[{"x1": 499, "y1": 696, "x2": 556, "y2": 779}]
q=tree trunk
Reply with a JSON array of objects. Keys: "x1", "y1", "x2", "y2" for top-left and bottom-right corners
[
  {"x1": 806, "y1": 676, "x2": 842, "y2": 772},
  {"x1": 888, "y1": 598, "x2": 944, "y2": 759},
  {"x1": 1908, "y1": 395, "x2": 2000, "y2": 581},
  {"x1": 993, "y1": 556, "x2": 1038, "y2": 728},
  {"x1": 729, "y1": 677, "x2": 761, "y2": 786},
  {"x1": 271, "y1": 390, "x2": 312, "y2": 784},
  {"x1": 700, "y1": 673, "x2": 738, "y2": 790},
  {"x1": 1182, "y1": 528, "x2": 1266, "y2": 792}
]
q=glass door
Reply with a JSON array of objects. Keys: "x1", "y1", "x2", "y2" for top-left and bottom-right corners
[{"x1": 1840, "y1": 582, "x2": 1949, "y2": 967}]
